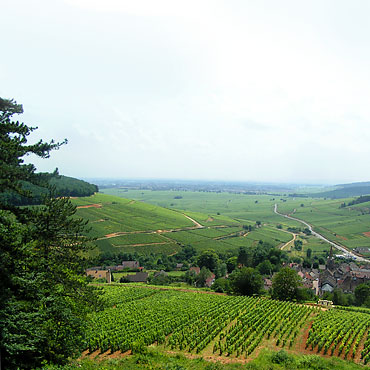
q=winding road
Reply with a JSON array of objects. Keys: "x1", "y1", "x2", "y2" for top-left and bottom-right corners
[{"x1": 274, "y1": 204, "x2": 370, "y2": 263}]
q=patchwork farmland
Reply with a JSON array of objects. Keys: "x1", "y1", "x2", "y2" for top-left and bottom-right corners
[
  {"x1": 100, "y1": 189, "x2": 370, "y2": 257},
  {"x1": 73, "y1": 193, "x2": 295, "y2": 256}
]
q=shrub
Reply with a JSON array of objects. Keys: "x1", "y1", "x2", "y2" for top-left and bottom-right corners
[{"x1": 271, "y1": 350, "x2": 291, "y2": 365}]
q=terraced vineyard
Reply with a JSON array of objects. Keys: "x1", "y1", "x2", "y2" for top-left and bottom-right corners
[
  {"x1": 85, "y1": 285, "x2": 370, "y2": 365},
  {"x1": 99, "y1": 189, "x2": 333, "y2": 257}
]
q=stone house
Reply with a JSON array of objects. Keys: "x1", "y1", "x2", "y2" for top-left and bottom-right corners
[
  {"x1": 86, "y1": 269, "x2": 111, "y2": 283},
  {"x1": 122, "y1": 261, "x2": 140, "y2": 269}
]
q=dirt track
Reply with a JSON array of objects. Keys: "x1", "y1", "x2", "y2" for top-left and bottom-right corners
[{"x1": 76, "y1": 203, "x2": 102, "y2": 209}]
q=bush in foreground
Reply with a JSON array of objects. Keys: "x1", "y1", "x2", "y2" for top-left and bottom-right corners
[{"x1": 40, "y1": 348, "x2": 365, "y2": 370}]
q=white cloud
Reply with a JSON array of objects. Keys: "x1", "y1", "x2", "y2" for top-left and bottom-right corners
[
  {"x1": 2, "y1": 0, "x2": 370, "y2": 183},
  {"x1": 63, "y1": 0, "x2": 217, "y2": 18}
]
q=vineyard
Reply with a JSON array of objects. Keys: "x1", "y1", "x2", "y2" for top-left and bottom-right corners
[
  {"x1": 306, "y1": 308, "x2": 370, "y2": 362},
  {"x1": 101, "y1": 188, "x2": 370, "y2": 256},
  {"x1": 84, "y1": 285, "x2": 370, "y2": 365},
  {"x1": 73, "y1": 193, "x2": 296, "y2": 256}
]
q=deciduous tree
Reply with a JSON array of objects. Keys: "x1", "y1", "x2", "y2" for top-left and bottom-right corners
[
  {"x1": 271, "y1": 267, "x2": 302, "y2": 301},
  {"x1": 197, "y1": 249, "x2": 219, "y2": 272},
  {"x1": 229, "y1": 267, "x2": 263, "y2": 296}
]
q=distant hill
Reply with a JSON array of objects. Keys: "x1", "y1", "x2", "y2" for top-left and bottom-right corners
[
  {"x1": 337, "y1": 181, "x2": 370, "y2": 188},
  {"x1": 0, "y1": 174, "x2": 98, "y2": 206},
  {"x1": 309, "y1": 181, "x2": 370, "y2": 199}
]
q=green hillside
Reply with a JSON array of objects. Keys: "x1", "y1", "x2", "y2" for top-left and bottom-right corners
[
  {"x1": 73, "y1": 193, "x2": 196, "y2": 234},
  {"x1": 101, "y1": 188, "x2": 302, "y2": 226},
  {"x1": 78, "y1": 189, "x2": 370, "y2": 259},
  {"x1": 0, "y1": 174, "x2": 98, "y2": 206},
  {"x1": 304, "y1": 181, "x2": 370, "y2": 198},
  {"x1": 309, "y1": 186, "x2": 370, "y2": 199},
  {"x1": 73, "y1": 193, "x2": 294, "y2": 256},
  {"x1": 99, "y1": 189, "x2": 370, "y2": 257}
]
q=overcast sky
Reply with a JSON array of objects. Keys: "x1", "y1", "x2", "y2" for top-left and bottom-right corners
[{"x1": 1, "y1": 0, "x2": 370, "y2": 184}]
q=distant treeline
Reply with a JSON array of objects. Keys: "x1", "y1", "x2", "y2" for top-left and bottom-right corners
[
  {"x1": 304, "y1": 185, "x2": 370, "y2": 199},
  {"x1": 95, "y1": 179, "x2": 296, "y2": 193},
  {"x1": 340, "y1": 195, "x2": 370, "y2": 208},
  {"x1": 288, "y1": 193, "x2": 308, "y2": 198},
  {"x1": 0, "y1": 174, "x2": 98, "y2": 206}
]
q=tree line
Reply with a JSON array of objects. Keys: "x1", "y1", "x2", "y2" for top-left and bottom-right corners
[{"x1": 0, "y1": 174, "x2": 98, "y2": 206}]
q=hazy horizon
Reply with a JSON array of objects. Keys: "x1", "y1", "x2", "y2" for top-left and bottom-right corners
[
  {"x1": 82, "y1": 176, "x2": 340, "y2": 187},
  {"x1": 2, "y1": 0, "x2": 370, "y2": 184}
]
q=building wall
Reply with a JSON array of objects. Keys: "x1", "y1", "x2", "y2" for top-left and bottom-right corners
[{"x1": 86, "y1": 270, "x2": 111, "y2": 283}]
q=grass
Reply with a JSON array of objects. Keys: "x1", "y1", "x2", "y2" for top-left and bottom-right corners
[
  {"x1": 95, "y1": 238, "x2": 182, "y2": 255},
  {"x1": 107, "y1": 233, "x2": 168, "y2": 245},
  {"x1": 112, "y1": 270, "x2": 185, "y2": 281},
  {"x1": 284, "y1": 235, "x2": 330, "y2": 260},
  {"x1": 42, "y1": 348, "x2": 367, "y2": 369}
]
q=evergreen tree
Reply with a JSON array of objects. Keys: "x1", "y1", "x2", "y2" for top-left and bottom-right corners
[{"x1": 0, "y1": 98, "x2": 101, "y2": 369}]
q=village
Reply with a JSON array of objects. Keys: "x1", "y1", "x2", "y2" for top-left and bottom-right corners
[{"x1": 86, "y1": 245, "x2": 370, "y2": 301}]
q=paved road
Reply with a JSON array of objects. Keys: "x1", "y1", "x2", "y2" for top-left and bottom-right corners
[{"x1": 274, "y1": 204, "x2": 370, "y2": 263}]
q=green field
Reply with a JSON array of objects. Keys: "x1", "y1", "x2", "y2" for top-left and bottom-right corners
[
  {"x1": 51, "y1": 348, "x2": 365, "y2": 370},
  {"x1": 72, "y1": 194, "x2": 195, "y2": 236},
  {"x1": 276, "y1": 197, "x2": 370, "y2": 252},
  {"x1": 284, "y1": 235, "x2": 330, "y2": 260},
  {"x1": 101, "y1": 189, "x2": 370, "y2": 255},
  {"x1": 101, "y1": 189, "x2": 299, "y2": 226},
  {"x1": 73, "y1": 193, "x2": 295, "y2": 256}
]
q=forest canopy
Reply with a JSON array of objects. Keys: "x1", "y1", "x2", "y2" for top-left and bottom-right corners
[{"x1": 0, "y1": 174, "x2": 98, "y2": 206}]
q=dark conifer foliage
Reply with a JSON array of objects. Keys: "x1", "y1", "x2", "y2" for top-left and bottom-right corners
[{"x1": 0, "y1": 98, "x2": 101, "y2": 369}]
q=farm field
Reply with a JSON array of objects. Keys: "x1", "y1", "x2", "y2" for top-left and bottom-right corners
[
  {"x1": 71, "y1": 194, "x2": 195, "y2": 237},
  {"x1": 101, "y1": 189, "x2": 301, "y2": 227},
  {"x1": 101, "y1": 189, "x2": 370, "y2": 255},
  {"x1": 111, "y1": 269, "x2": 185, "y2": 282},
  {"x1": 284, "y1": 235, "x2": 330, "y2": 260},
  {"x1": 83, "y1": 285, "x2": 370, "y2": 367},
  {"x1": 276, "y1": 197, "x2": 370, "y2": 253},
  {"x1": 72, "y1": 193, "x2": 294, "y2": 256}
]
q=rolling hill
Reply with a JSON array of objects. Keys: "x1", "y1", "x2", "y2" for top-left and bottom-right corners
[
  {"x1": 0, "y1": 174, "x2": 98, "y2": 206},
  {"x1": 72, "y1": 193, "x2": 296, "y2": 256},
  {"x1": 309, "y1": 181, "x2": 370, "y2": 199}
]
